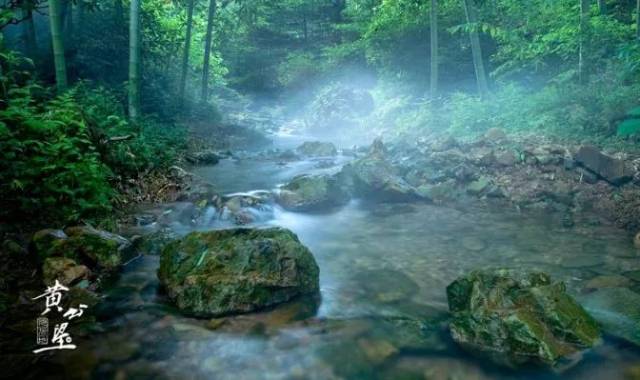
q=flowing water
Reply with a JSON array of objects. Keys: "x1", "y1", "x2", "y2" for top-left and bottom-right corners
[{"x1": 24, "y1": 139, "x2": 640, "y2": 380}]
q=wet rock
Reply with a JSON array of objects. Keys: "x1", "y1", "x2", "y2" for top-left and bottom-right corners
[
  {"x1": 583, "y1": 275, "x2": 633, "y2": 291},
  {"x1": 416, "y1": 181, "x2": 458, "y2": 202},
  {"x1": 634, "y1": 232, "x2": 640, "y2": 249},
  {"x1": 575, "y1": 145, "x2": 634, "y2": 185},
  {"x1": 351, "y1": 269, "x2": 419, "y2": 304},
  {"x1": 276, "y1": 174, "x2": 350, "y2": 212},
  {"x1": 186, "y1": 150, "x2": 221, "y2": 165},
  {"x1": 447, "y1": 268, "x2": 601, "y2": 369},
  {"x1": 295, "y1": 141, "x2": 338, "y2": 157},
  {"x1": 343, "y1": 139, "x2": 419, "y2": 202},
  {"x1": 466, "y1": 177, "x2": 491, "y2": 196},
  {"x1": 484, "y1": 128, "x2": 507, "y2": 143},
  {"x1": 578, "y1": 287, "x2": 640, "y2": 346},
  {"x1": 42, "y1": 257, "x2": 90, "y2": 286},
  {"x1": 32, "y1": 227, "x2": 132, "y2": 271},
  {"x1": 469, "y1": 147, "x2": 495, "y2": 166},
  {"x1": 132, "y1": 229, "x2": 179, "y2": 256},
  {"x1": 494, "y1": 150, "x2": 517, "y2": 167},
  {"x1": 358, "y1": 338, "x2": 398, "y2": 365},
  {"x1": 158, "y1": 227, "x2": 320, "y2": 317}
]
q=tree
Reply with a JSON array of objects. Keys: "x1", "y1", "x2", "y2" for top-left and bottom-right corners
[
  {"x1": 579, "y1": 0, "x2": 590, "y2": 83},
  {"x1": 129, "y1": 0, "x2": 141, "y2": 119},
  {"x1": 462, "y1": 0, "x2": 489, "y2": 96},
  {"x1": 48, "y1": 0, "x2": 68, "y2": 91},
  {"x1": 201, "y1": 0, "x2": 216, "y2": 103},
  {"x1": 597, "y1": 0, "x2": 606, "y2": 15},
  {"x1": 637, "y1": 0, "x2": 640, "y2": 40},
  {"x1": 430, "y1": 0, "x2": 438, "y2": 97},
  {"x1": 179, "y1": 0, "x2": 195, "y2": 105},
  {"x1": 21, "y1": 7, "x2": 37, "y2": 57}
]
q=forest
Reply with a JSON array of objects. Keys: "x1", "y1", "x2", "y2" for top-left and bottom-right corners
[{"x1": 1, "y1": 0, "x2": 640, "y2": 379}]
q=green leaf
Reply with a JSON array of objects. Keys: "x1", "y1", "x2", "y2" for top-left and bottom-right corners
[{"x1": 617, "y1": 118, "x2": 640, "y2": 137}]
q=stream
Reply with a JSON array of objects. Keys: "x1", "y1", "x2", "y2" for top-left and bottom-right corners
[{"x1": 34, "y1": 135, "x2": 640, "y2": 380}]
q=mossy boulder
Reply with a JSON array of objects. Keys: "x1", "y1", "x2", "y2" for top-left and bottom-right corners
[
  {"x1": 342, "y1": 139, "x2": 419, "y2": 202},
  {"x1": 31, "y1": 226, "x2": 133, "y2": 271},
  {"x1": 446, "y1": 269, "x2": 601, "y2": 369},
  {"x1": 277, "y1": 174, "x2": 350, "y2": 212},
  {"x1": 158, "y1": 227, "x2": 320, "y2": 317}
]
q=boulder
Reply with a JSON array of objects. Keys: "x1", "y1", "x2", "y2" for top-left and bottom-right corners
[
  {"x1": 578, "y1": 287, "x2": 640, "y2": 347},
  {"x1": 158, "y1": 227, "x2": 320, "y2": 317},
  {"x1": 342, "y1": 139, "x2": 419, "y2": 202},
  {"x1": 42, "y1": 257, "x2": 90, "y2": 286},
  {"x1": 31, "y1": 226, "x2": 133, "y2": 271},
  {"x1": 466, "y1": 177, "x2": 491, "y2": 196},
  {"x1": 495, "y1": 150, "x2": 518, "y2": 167},
  {"x1": 447, "y1": 269, "x2": 601, "y2": 369},
  {"x1": 186, "y1": 150, "x2": 221, "y2": 165},
  {"x1": 575, "y1": 145, "x2": 634, "y2": 185},
  {"x1": 277, "y1": 174, "x2": 350, "y2": 212},
  {"x1": 295, "y1": 141, "x2": 338, "y2": 157}
]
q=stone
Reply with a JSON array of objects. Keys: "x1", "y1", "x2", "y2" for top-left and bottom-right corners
[
  {"x1": 495, "y1": 150, "x2": 517, "y2": 166},
  {"x1": 32, "y1": 226, "x2": 132, "y2": 272},
  {"x1": 42, "y1": 257, "x2": 90, "y2": 286},
  {"x1": 158, "y1": 227, "x2": 320, "y2": 317},
  {"x1": 358, "y1": 338, "x2": 398, "y2": 365},
  {"x1": 295, "y1": 141, "x2": 338, "y2": 157},
  {"x1": 634, "y1": 232, "x2": 640, "y2": 250},
  {"x1": 584, "y1": 275, "x2": 633, "y2": 291},
  {"x1": 484, "y1": 128, "x2": 507, "y2": 142},
  {"x1": 575, "y1": 145, "x2": 634, "y2": 185},
  {"x1": 186, "y1": 150, "x2": 221, "y2": 165},
  {"x1": 416, "y1": 181, "x2": 457, "y2": 202},
  {"x1": 578, "y1": 287, "x2": 640, "y2": 346},
  {"x1": 276, "y1": 174, "x2": 350, "y2": 212},
  {"x1": 466, "y1": 177, "x2": 490, "y2": 195},
  {"x1": 447, "y1": 269, "x2": 601, "y2": 369}
]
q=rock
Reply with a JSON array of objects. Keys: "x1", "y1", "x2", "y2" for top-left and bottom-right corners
[
  {"x1": 276, "y1": 174, "x2": 350, "y2": 212},
  {"x1": 634, "y1": 232, "x2": 640, "y2": 249},
  {"x1": 578, "y1": 287, "x2": 640, "y2": 346},
  {"x1": 158, "y1": 227, "x2": 320, "y2": 317},
  {"x1": 42, "y1": 257, "x2": 90, "y2": 286},
  {"x1": 494, "y1": 150, "x2": 517, "y2": 166},
  {"x1": 350, "y1": 269, "x2": 419, "y2": 304},
  {"x1": 447, "y1": 269, "x2": 601, "y2": 369},
  {"x1": 342, "y1": 140, "x2": 419, "y2": 202},
  {"x1": 358, "y1": 338, "x2": 398, "y2": 365},
  {"x1": 575, "y1": 145, "x2": 634, "y2": 185},
  {"x1": 186, "y1": 150, "x2": 221, "y2": 165},
  {"x1": 416, "y1": 181, "x2": 457, "y2": 202},
  {"x1": 484, "y1": 128, "x2": 507, "y2": 142},
  {"x1": 584, "y1": 275, "x2": 633, "y2": 291},
  {"x1": 466, "y1": 177, "x2": 491, "y2": 196},
  {"x1": 32, "y1": 226, "x2": 132, "y2": 271},
  {"x1": 295, "y1": 141, "x2": 338, "y2": 157}
]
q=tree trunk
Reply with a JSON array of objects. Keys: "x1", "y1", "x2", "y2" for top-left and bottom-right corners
[
  {"x1": 637, "y1": 0, "x2": 640, "y2": 40},
  {"x1": 430, "y1": 0, "x2": 438, "y2": 97},
  {"x1": 579, "y1": 0, "x2": 590, "y2": 83},
  {"x1": 22, "y1": 9, "x2": 37, "y2": 57},
  {"x1": 597, "y1": 0, "x2": 606, "y2": 14},
  {"x1": 77, "y1": 0, "x2": 85, "y2": 36},
  {"x1": 115, "y1": 0, "x2": 124, "y2": 25},
  {"x1": 48, "y1": 0, "x2": 68, "y2": 91},
  {"x1": 128, "y1": 0, "x2": 141, "y2": 120},
  {"x1": 179, "y1": 0, "x2": 195, "y2": 105},
  {"x1": 64, "y1": 0, "x2": 74, "y2": 48},
  {"x1": 201, "y1": 0, "x2": 216, "y2": 103},
  {"x1": 462, "y1": 0, "x2": 488, "y2": 96}
]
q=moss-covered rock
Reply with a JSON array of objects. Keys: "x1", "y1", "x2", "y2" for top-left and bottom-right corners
[
  {"x1": 42, "y1": 257, "x2": 90, "y2": 286},
  {"x1": 158, "y1": 227, "x2": 320, "y2": 317},
  {"x1": 277, "y1": 174, "x2": 350, "y2": 212},
  {"x1": 31, "y1": 226, "x2": 132, "y2": 271},
  {"x1": 446, "y1": 268, "x2": 601, "y2": 369}
]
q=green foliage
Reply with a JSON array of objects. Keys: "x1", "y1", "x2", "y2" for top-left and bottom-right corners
[{"x1": 617, "y1": 119, "x2": 640, "y2": 137}]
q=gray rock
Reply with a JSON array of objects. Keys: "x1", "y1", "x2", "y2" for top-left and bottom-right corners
[{"x1": 575, "y1": 145, "x2": 634, "y2": 185}]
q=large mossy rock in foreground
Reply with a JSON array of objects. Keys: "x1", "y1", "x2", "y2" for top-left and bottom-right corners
[
  {"x1": 277, "y1": 174, "x2": 350, "y2": 212},
  {"x1": 446, "y1": 269, "x2": 601, "y2": 369},
  {"x1": 158, "y1": 227, "x2": 320, "y2": 317}
]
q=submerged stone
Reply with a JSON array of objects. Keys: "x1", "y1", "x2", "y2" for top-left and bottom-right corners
[
  {"x1": 277, "y1": 173, "x2": 350, "y2": 212},
  {"x1": 446, "y1": 268, "x2": 601, "y2": 369},
  {"x1": 158, "y1": 227, "x2": 320, "y2": 317},
  {"x1": 578, "y1": 287, "x2": 640, "y2": 346}
]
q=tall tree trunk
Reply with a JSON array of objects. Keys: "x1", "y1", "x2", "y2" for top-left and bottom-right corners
[
  {"x1": 115, "y1": 0, "x2": 124, "y2": 25},
  {"x1": 462, "y1": 0, "x2": 488, "y2": 96},
  {"x1": 637, "y1": 0, "x2": 640, "y2": 40},
  {"x1": 77, "y1": 0, "x2": 85, "y2": 37},
  {"x1": 128, "y1": 0, "x2": 141, "y2": 119},
  {"x1": 201, "y1": 0, "x2": 216, "y2": 103},
  {"x1": 64, "y1": 0, "x2": 74, "y2": 48},
  {"x1": 597, "y1": 0, "x2": 606, "y2": 14},
  {"x1": 579, "y1": 0, "x2": 590, "y2": 83},
  {"x1": 22, "y1": 9, "x2": 37, "y2": 57},
  {"x1": 48, "y1": 0, "x2": 68, "y2": 91},
  {"x1": 430, "y1": 0, "x2": 438, "y2": 97},
  {"x1": 179, "y1": 0, "x2": 195, "y2": 105}
]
